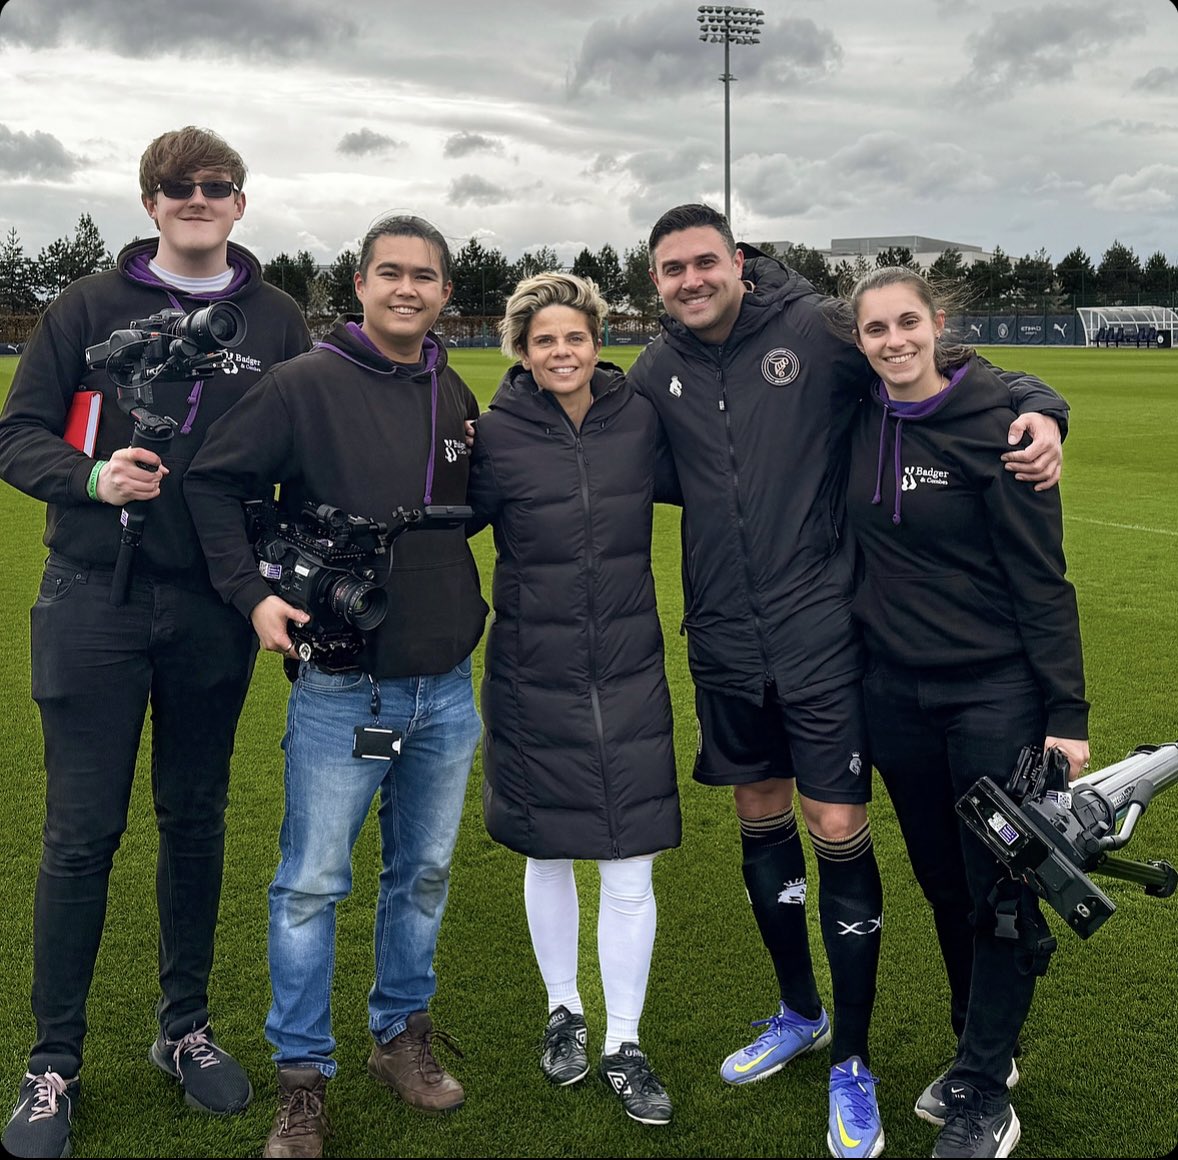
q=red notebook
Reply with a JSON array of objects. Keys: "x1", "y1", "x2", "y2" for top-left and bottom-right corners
[{"x1": 64, "y1": 390, "x2": 103, "y2": 456}]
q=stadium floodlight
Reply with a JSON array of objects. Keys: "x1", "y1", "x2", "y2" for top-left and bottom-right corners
[{"x1": 696, "y1": 5, "x2": 764, "y2": 222}]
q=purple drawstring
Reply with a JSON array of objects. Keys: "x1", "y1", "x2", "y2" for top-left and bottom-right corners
[
  {"x1": 422, "y1": 367, "x2": 438, "y2": 505},
  {"x1": 870, "y1": 404, "x2": 904, "y2": 525},
  {"x1": 891, "y1": 417, "x2": 904, "y2": 525},
  {"x1": 872, "y1": 403, "x2": 889, "y2": 507}
]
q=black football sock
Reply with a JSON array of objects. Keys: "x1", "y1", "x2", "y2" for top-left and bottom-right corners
[
  {"x1": 739, "y1": 809, "x2": 822, "y2": 1020},
  {"x1": 813, "y1": 822, "x2": 883, "y2": 1067}
]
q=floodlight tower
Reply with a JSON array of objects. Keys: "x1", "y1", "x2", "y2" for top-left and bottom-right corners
[{"x1": 697, "y1": 5, "x2": 764, "y2": 223}]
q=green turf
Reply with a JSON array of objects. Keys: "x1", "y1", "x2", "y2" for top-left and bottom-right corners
[{"x1": 0, "y1": 348, "x2": 1176, "y2": 1158}]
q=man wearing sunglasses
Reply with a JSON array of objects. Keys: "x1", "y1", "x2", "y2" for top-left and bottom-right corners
[{"x1": 0, "y1": 126, "x2": 311, "y2": 1159}]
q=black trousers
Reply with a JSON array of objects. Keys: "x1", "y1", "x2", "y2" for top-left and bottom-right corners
[
  {"x1": 27, "y1": 553, "x2": 256, "y2": 1075},
  {"x1": 863, "y1": 654, "x2": 1050, "y2": 1099}
]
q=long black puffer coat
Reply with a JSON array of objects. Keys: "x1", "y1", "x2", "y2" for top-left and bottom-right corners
[{"x1": 467, "y1": 362, "x2": 680, "y2": 860}]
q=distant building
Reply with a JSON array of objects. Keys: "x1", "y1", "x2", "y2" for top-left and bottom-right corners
[{"x1": 764, "y1": 235, "x2": 992, "y2": 272}]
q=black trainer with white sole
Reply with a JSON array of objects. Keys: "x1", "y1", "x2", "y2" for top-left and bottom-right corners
[
  {"x1": 598, "y1": 1043, "x2": 671, "y2": 1125},
  {"x1": 540, "y1": 1007, "x2": 590, "y2": 1086}
]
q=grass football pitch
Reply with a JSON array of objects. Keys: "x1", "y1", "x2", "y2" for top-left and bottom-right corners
[{"x1": 0, "y1": 347, "x2": 1175, "y2": 1158}]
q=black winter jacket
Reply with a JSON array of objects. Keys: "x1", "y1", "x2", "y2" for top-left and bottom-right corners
[
  {"x1": 628, "y1": 245, "x2": 1070, "y2": 704},
  {"x1": 185, "y1": 318, "x2": 487, "y2": 679},
  {"x1": 467, "y1": 363, "x2": 680, "y2": 860},
  {"x1": 847, "y1": 356, "x2": 1088, "y2": 738},
  {"x1": 0, "y1": 239, "x2": 310, "y2": 585}
]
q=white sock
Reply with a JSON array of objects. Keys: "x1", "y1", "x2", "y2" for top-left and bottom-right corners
[
  {"x1": 524, "y1": 857, "x2": 583, "y2": 1015},
  {"x1": 597, "y1": 856, "x2": 657, "y2": 1054}
]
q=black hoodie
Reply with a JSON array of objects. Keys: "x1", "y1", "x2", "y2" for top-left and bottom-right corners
[
  {"x1": 467, "y1": 363, "x2": 679, "y2": 860},
  {"x1": 0, "y1": 238, "x2": 310, "y2": 583},
  {"x1": 629, "y1": 244, "x2": 1070, "y2": 703},
  {"x1": 185, "y1": 318, "x2": 487, "y2": 679},
  {"x1": 847, "y1": 356, "x2": 1088, "y2": 738}
]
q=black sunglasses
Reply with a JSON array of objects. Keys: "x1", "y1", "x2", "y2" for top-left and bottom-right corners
[{"x1": 155, "y1": 178, "x2": 241, "y2": 200}]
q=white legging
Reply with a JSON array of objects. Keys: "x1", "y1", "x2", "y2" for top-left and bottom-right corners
[{"x1": 524, "y1": 855, "x2": 657, "y2": 1055}]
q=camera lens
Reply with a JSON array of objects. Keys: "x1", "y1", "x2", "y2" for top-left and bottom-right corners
[
  {"x1": 174, "y1": 302, "x2": 247, "y2": 351},
  {"x1": 330, "y1": 576, "x2": 388, "y2": 631}
]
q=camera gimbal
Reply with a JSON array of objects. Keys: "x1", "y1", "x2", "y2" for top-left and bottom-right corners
[{"x1": 84, "y1": 303, "x2": 246, "y2": 604}]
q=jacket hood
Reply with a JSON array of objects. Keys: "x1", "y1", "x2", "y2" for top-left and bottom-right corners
[
  {"x1": 488, "y1": 360, "x2": 629, "y2": 423},
  {"x1": 116, "y1": 237, "x2": 261, "y2": 301},
  {"x1": 659, "y1": 242, "x2": 818, "y2": 352},
  {"x1": 314, "y1": 316, "x2": 448, "y2": 377}
]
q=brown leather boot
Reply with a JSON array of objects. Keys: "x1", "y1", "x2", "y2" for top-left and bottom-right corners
[
  {"x1": 367, "y1": 1011, "x2": 464, "y2": 1113},
  {"x1": 263, "y1": 1067, "x2": 329, "y2": 1158}
]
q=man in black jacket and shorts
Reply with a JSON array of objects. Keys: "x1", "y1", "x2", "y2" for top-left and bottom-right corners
[{"x1": 628, "y1": 203, "x2": 1066, "y2": 1160}]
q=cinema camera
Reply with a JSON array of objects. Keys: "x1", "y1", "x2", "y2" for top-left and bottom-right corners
[
  {"x1": 84, "y1": 303, "x2": 247, "y2": 605},
  {"x1": 957, "y1": 743, "x2": 1178, "y2": 938},
  {"x1": 246, "y1": 499, "x2": 472, "y2": 670}
]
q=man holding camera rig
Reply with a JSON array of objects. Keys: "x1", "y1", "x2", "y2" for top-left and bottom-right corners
[
  {"x1": 185, "y1": 214, "x2": 486, "y2": 1158},
  {"x1": 0, "y1": 127, "x2": 311, "y2": 1159}
]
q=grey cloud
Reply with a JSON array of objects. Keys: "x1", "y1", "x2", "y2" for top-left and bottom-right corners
[
  {"x1": 739, "y1": 133, "x2": 990, "y2": 219},
  {"x1": 0, "y1": 124, "x2": 80, "y2": 179},
  {"x1": 0, "y1": 0, "x2": 354, "y2": 58},
  {"x1": 336, "y1": 129, "x2": 404, "y2": 156},
  {"x1": 443, "y1": 132, "x2": 505, "y2": 159},
  {"x1": 951, "y1": 3, "x2": 1136, "y2": 104},
  {"x1": 570, "y1": 4, "x2": 840, "y2": 98},
  {"x1": 1132, "y1": 66, "x2": 1178, "y2": 92},
  {"x1": 583, "y1": 154, "x2": 622, "y2": 177},
  {"x1": 446, "y1": 174, "x2": 510, "y2": 207},
  {"x1": 1090, "y1": 164, "x2": 1178, "y2": 212},
  {"x1": 625, "y1": 143, "x2": 714, "y2": 189}
]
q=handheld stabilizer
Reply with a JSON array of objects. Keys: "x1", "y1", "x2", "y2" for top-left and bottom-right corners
[
  {"x1": 246, "y1": 500, "x2": 472, "y2": 670},
  {"x1": 957, "y1": 743, "x2": 1178, "y2": 938},
  {"x1": 84, "y1": 304, "x2": 247, "y2": 605}
]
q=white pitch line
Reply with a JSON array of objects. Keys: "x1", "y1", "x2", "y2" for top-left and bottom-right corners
[{"x1": 1069, "y1": 516, "x2": 1178, "y2": 538}]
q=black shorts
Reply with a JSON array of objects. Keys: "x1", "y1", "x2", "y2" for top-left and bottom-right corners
[{"x1": 692, "y1": 680, "x2": 871, "y2": 804}]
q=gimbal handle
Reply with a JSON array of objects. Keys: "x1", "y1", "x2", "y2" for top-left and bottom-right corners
[{"x1": 108, "y1": 409, "x2": 177, "y2": 607}]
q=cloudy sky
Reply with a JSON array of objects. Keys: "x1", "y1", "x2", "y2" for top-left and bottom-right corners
[{"x1": 1, "y1": 0, "x2": 1176, "y2": 269}]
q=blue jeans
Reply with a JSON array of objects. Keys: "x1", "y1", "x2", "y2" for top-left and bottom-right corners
[{"x1": 265, "y1": 658, "x2": 481, "y2": 1075}]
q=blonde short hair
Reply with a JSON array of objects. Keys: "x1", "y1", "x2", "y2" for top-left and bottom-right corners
[{"x1": 499, "y1": 272, "x2": 607, "y2": 359}]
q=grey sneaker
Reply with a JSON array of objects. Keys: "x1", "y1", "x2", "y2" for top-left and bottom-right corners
[
  {"x1": 599, "y1": 1043, "x2": 672, "y2": 1125},
  {"x1": 540, "y1": 1007, "x2": 589, "y2": 1085},
  {"x1": 931, "y1": 1082, "x2": 1020, "y2": 1158},
  {"x1": 2, "y1": 1070, "x2": 80, "y2": 1159},
  {"x1": 150, "y1": 1023, "x2": 252, "y2": 1114},
  {"x1": 916, "y1": 1059, "x2": 1018, "y2": 1126}
]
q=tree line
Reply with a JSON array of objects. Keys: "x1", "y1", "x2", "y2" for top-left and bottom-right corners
[{"x1": 2, "y1": 216, "x2": 1176, "y2": 338}]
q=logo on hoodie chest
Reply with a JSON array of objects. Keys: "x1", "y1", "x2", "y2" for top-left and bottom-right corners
[
  {"x1": 900, "y1": 465, "x2": 950, "y2": 491},
  {"x1": 761, "y1": 348, "x2": 800, "y2": 386},
  {"x1": 443, "y1": 437, "x2": 469, "y2": 464},
  {"x1": 220, "y1": 350, "x2": 263, "y2": 375}
]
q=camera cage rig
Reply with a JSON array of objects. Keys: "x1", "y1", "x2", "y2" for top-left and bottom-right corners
[
  {"x1": 246, "y1": 498, "x2": 473, "y2": 670},
  {"x1": 957, "y1": 742, "x2": 1178, "y2": 939},
  {"x1": 84, "y1": 303, "x2": 247, "y2": 605}
]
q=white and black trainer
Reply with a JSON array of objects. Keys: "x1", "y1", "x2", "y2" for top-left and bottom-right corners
[
  {"x1": 598, "y1": 1043, "x2": 672, "y2": 1126},
  {"x1": 540, "y1": 1006, "x2": 589, "y2": 1086}
]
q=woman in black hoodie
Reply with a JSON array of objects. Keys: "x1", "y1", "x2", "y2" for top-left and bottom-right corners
[
  {"x1": 467, "y1": 272, "x2": 679, "y2": 1126},
  {"x1": 838, "y1": 268, "x2": 1088, "y2": 1160}
]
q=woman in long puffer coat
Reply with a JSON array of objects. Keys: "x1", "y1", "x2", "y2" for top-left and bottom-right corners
[{"x1": 467, "y1": 272, "x2": 680, "y2": 1126}]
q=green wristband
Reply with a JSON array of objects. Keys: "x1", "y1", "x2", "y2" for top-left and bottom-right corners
[{"x1": 86, "y1": 459, "x2": 107, "y2": 502}]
